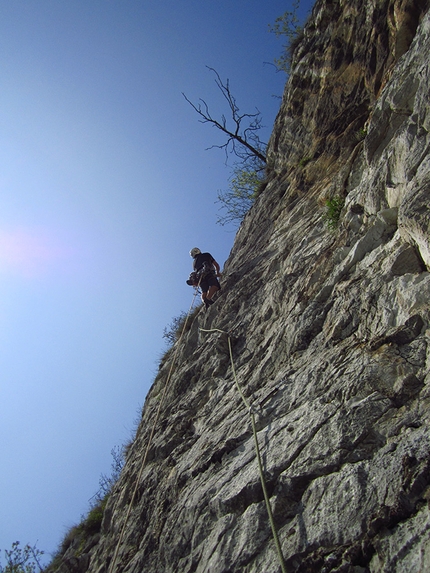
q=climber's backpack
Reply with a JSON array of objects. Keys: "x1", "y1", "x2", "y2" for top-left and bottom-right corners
[{"x1": 186, "y1": 272, "x2": 199, "y2": 286}]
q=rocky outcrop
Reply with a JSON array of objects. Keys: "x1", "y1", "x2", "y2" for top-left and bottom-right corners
[{"x1": 49, "y1": 0, "x2": 430, "y2": 571}]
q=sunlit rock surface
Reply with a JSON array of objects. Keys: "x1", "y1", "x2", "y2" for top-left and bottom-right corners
[{"x1": 49, "y1": 1, "x2": 430, "y2": 571}]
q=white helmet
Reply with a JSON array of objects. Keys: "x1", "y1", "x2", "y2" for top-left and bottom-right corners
[{"x1": 190, "y1": 247, "x2": 201, "y2": 258}]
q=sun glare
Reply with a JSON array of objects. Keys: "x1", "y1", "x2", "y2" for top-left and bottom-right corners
[{"x1": 0, "y1": 228, "x2": 73, "y2": 278}]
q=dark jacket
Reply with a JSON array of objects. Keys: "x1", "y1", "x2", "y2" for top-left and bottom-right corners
[{"x1": 193, "y1": 252, "x2": 215, "y2": 272}]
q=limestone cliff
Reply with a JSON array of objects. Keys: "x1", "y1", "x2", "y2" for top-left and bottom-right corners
[{"x1": 50, "y1": 0, "x2": 430, "y2": 571}]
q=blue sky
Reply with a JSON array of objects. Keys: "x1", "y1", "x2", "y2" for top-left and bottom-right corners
[{"x1": 0, "y1": 0, "x2": 314, "y2": 565}]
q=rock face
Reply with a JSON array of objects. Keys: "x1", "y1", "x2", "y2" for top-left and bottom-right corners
[{"x1": 50, "y1": 1, "x2": 430, "y2": 571}]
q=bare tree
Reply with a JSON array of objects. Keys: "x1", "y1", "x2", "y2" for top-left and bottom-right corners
[{"x1": 183, "y1": 67, "x2": 267, "y2": 165}]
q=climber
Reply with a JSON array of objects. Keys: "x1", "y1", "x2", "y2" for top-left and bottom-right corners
[{"x1": 188, "y1": 247, "x2": 221, "y2": 308}]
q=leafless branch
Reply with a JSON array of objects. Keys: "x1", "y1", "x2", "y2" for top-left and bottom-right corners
[{"x1": 182, "y1": 67, "x2": 267, "y2": 164}]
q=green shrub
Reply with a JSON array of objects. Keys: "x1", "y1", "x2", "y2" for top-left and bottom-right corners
[
  {"x1": 216, "y1": 163, "x2": 265, "y2": 227},
  {"x1": 96, "y1": 445, "x2": 125, "y2": 501},
  {"x1": 163, "y1": 306, "x2": 201, "y2": 346},
  {"x1": 299, "y1": 156, "x2": 311, "y2": 167},
  {"x1": 83, "y1": 498, "x2": 107, "y2": 535},
  {"x1": 323, "y1": 196, "x2": 345, "y2": 230},
  {"x1": 44, "y1": 444, "x2": 125, "y2": 571},
  {"x1": 163, "y1": 311, "x2": 188, "y2": 345},
  {"x1": 355, "y1": 127, "x2": 367, "y2": 141},
  {"x1": 269, "y1": 0, "x2": 308, "y2": 73}
]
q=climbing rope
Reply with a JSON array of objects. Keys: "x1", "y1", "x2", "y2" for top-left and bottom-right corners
[
  {"x1": 200, "y1": 327, "x2": 288, "y2": 573},
  {"x1": 107, "y1": 288, "x2": 287, "y2": 573},
  {"x1": 107, "y1": 282, "x2": 202, "y2": 573}
]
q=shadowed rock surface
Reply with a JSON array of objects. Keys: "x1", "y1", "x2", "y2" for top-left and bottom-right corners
[{"x1": 47, "y1": 1, "x2": 430, "y2": 571}]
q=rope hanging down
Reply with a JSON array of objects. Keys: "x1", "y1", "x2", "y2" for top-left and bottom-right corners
[
  {"x1": 108, "y1": 287, "x2": 287, "y2": 573},
  {"x1": 200, "y1": 327, "x2": 288, "y2": 573},
  {"x1": 107, "y1": 283, "x2": 202, "y2": 573}
]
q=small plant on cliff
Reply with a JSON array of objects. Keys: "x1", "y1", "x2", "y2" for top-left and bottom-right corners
[
  {"x1": 44, "y1": 445, "x2": 127, "y2": 571},
  {"x1": 46, "y1": 496, "x2": 108, "y2": 571},
  {"x1": 163, "y1": 311, "x2": 188, "y2": 345},
  {"x1": 216, "y1": 161, "x2": 265, "y2": 227},
  {"x1": 355, "y1": 127, "x2": 367, "y2": 142},
  {"x1": 163, "y1": 306, "x2": 201, "y2": 347},
  {"x1": 269, "y1": 0, "x2": 309, "y2": 73},
  {"x1": 323, "y1": 196, "x2": 345, "y2": 230},
  {"x1": 83, "y1": 497, "x2": 109, "y2": 535},
  {"x1": 298, "y1": 156, "x2": 312, "y2": 168},
  {"x1": 95, "y1": 445, "x2": 125, "y2": 501}
]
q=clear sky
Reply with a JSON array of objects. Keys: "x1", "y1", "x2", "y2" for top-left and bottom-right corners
[{"x1": 0, "y1": 0, "x2": 314, "y2": 565}]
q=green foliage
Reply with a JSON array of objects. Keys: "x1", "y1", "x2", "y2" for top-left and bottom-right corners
[
  {"x1": 95, "y1": 445, "x2": 125, "y2": 501},
  {"x1": 269, "y1": 0, "x2": 305, "y2": 73},
  {"x1": 45, "y1": 497, "x2": 107, "y2": 571},
  {"x1": 83, "y1": 498, "x2": 108, "y2": 535},
  {"x1": 299, "y1": 156, "x2": 311, "y2": 167},
  {"x1": 163, "y1": 306, "x2": 201, "y2": 346},
  {"x1": 323, "y1": 196, "x2": 345, "y2": 230},
  {"x1": 44, "y1": 445, "x2": 127, "y2": 571},
  {"x1": 355, "y1": 127, "x2": 367, "y2": 141},
  {"x1": 85, "y1": 445, "x2": 125, "y2": 533},
  {"x1": 0, "y1": 542, "x2": 44, "y2": 573},
  {"x1": 216, "y1": 162, "x2": 265, "y2": 227},
  {"x1": 163, "y1": 311, "x2": 188, "y2": 345}
]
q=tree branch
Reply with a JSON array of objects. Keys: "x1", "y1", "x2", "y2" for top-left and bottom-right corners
[{"x1": 182, "y1": 67, "x2": 267, "y2": 164}]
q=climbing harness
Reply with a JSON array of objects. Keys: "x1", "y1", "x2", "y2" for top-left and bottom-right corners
[
  {"x1": 107, "y1": 281, "x2": 202, "y2": 573},
  {"x1": 200, "y1": 327, "x2": 288, "y2": 573}
]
